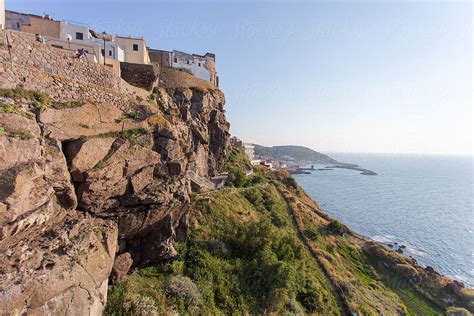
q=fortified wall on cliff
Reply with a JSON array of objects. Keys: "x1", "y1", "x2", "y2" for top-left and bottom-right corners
[{"x1": 0, "y1": 29, "x2": 229, "y2": 315}]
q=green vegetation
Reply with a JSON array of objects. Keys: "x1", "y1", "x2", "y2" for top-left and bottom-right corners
[
  {"x1": 83, "y1": 128, "x2": 149, "y2": 147},
  {"x1": 115, "y1": 128, "x2": 149, "y2": 146},
  {"x1": 0, "y1": 87, "x2": 51, "y2": 105},
  {"x1": 0, "y1": 103, "x2": 16, "y2": 114},
  {"x1": 0, "y1": 102, "x2": 34, "y2": 119},
  {"x1": 125, "y1": 111, "x2": 142, "y2": 120},
  {"x1": 107, "y1": 185, "x2": 340, "y2": 315},
  {"x1": 148, "y1": 90, "x2": 163, "y2": 104},
  {"x1": 106, "y1": 149, "x2": 472, "y2": 315},
  {"x1": 50, "y1": 100, "x2": 85, "y2": 109},
  {"x1": 303, "y1": 227, "x2": 320, "y2": 241},
  {"x1": 328, "y1": 219, "x2": 346, "y2": 235},
  {"x1": 0, "y1": 126, "x2": 34, "y2": 140},
  {"x1": 225, "y1": 148, "x2": 265, "y2": 187},
  {"x1": 0, "y1": 87, "x2": 85, "y2": 111},
  {"x1": 106, "y1": 152, "x2": 340, "y2": 315},
  {"x1": 9, "y1": 129, "x2": 34, "y2": 140}
]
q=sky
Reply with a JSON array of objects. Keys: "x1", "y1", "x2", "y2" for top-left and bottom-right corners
[{"x1": 6, "y1": 0, "x2": 473, "y2": 155}]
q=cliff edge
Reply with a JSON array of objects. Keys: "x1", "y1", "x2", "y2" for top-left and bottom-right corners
[{"x1": 0, "y1": 29, "x2": 229, "y2": 315}]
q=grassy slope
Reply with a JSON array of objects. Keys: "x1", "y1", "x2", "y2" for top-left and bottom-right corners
[{"x1": 106, "y1": 149, "x2": 473, "y2": 315}]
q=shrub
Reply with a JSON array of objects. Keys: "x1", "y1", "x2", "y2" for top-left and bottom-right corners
[
  {"x1": 50, "y1": 100, "x2": 85, "y2": 109},
  {"x1": 9, "y1": 129, "x2": 33, "y2": 140},
  {"x1": 225, "y1": 148, "x2": 252, "y2": 187},
  {"x1": 0, "y1": 88, "x2": 50, "y2": 105},
  {"x1": 283, "y1": 176, "x2": 298, "y2": 190},
  {"x1": 165, "y1": 276, "x2": 202, "y2": 309},
  {"x1": 125, "y1": 111, "x2": 142, "y2": 120},
  {"x1": 297, "y1": 279, "x2": 323, "y2": 313},
  {"x1": 0, "y1": 103, "x2": 15, "y2": 114},
  {"x1": 124, "y1": 294, "x2": 159, "y2": 316},
  {"x1": 303, "y1": 227, "x2": 320, "y2": 241},
  {"x1": 228, "y1": 168, "x2": 247, "y2": 187},
  {"x1": 206, "y1": 239, "x2": 229, "y2": 257},
  {"x1": 328, "y1": 220, "x2": 346, "y2": 235},
  {"x1": 285, "y1": 297, "x2": 305, "y2": 315},
  {"x1": 271, "y1": 211, "x2": 287, "y2": 228},
  {"x1": 244, "y1": 189, "x2": 264, "y2": 210}
]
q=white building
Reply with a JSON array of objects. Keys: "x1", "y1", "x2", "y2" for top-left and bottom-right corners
[
  {"x1": 59, "y1": 21, "x2": 117, "y2": 62},
  {"x1": 149, "y1": 50, "x2": 218, "y2": 86},
  {"x1": 243, "y1": 143, "x2": 255, "y2": 161},
  {"x1": 170, "y1": 50, "x2": 215, "y2": 82},
  {"x1": 0, "y1": 0, "x2": 5, "y2": 29}
]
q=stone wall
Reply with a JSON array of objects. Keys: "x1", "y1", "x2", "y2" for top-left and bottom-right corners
[
  {"x1": 0, "y1": 29, "x2": 141, "y2": 109},
  {"x1": 159, "y1": 66, "x2": 215, "y2": 91},
  {"x1": 120, "y1": 62, "x2": 159, "y2": 91},
  {"x1": 0, "y1": 62, "x2": 136, "y2": 109},
  {"x1": 0, "y1": 29, "x2": 120, "y2": 90}
]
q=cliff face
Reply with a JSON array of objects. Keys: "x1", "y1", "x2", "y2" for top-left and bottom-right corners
[{"x1": 0, "y1": 83, "x2": 229, "y2": 314}]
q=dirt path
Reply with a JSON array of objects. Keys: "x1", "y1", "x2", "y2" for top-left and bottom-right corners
[{"x1": 276, "y1": 186, "x2": 353, "y2": 316}]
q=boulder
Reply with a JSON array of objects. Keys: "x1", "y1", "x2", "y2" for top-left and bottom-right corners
[
  {"x1": 110, "y1": 252, "x2": 133, "y2": 284},
  {"x1": 64, "y1": 137, "x2": 116, "y2": 180}
]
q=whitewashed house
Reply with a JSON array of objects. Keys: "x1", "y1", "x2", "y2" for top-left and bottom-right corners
[
  {"x1": 171, "y1": 50, "x2": 218, "y2": 86},
  {"x1": 149, "y1": 49, "x2": 218, "y2": 86},
  {"x1": 59, "y1": 20, "x2": 117, "y2": 62},
  {"x1": 243, "y1": 143, "x2": 255, "y2": 161}
]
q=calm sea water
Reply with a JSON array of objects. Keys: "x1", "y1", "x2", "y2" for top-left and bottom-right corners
[{"x1": 293, "y1": 153, "x2": 473, "y2": 287}]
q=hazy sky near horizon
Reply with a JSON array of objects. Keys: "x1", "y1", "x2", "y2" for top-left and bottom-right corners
[{"x1": 7, "y1": 0, "x2": 472, "y2": 154}]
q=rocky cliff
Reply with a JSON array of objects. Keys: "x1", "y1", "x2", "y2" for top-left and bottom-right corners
[
  {"x1": 1, "y1": 29, "x2": 473, "y2": 316},
  {"x1": 0, "y1": 81, "x2": 229, "y2": 314}
]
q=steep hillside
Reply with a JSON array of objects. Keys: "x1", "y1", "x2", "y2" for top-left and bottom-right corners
[
  {"x1": 254, "y1": 144, "x2": 337, "y2": 164},
  {"x1": 106, "y1": 149, "x2": 474, "y2": 315}
]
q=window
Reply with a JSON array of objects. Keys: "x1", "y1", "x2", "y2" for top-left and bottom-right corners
[
  {"x1": 109, "y1": 50, "x2": 112, "y2": 57},
  {"x1": 186, "y1": 60, "x2": 190, "y2": 65},
  {"x1": 101, "y1": 49, "x2": 105, "y2": 56},
  {"x1": 198, "y1": 62, "x2": 201, "y2": 67},
  {"x1": 173, "y1": 58, "x2": 177, "y2": 63},
  {"x1": 16, "y1": 22, "x2": 20, "y2": 29},
  {"x1": 133, "y1": 44, "x2": 139, "y2": 51},
  {"x1": 75, "y1": 32, "x2": 84, "y2": 40}
]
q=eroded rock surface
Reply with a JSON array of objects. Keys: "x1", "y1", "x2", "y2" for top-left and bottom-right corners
[{"x1": 0, "y1": 86, "x2": 229, "y2": 315}]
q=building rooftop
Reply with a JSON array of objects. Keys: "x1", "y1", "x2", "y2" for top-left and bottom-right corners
[
  {"x1": 6, "y1": 9, "x2": 58, "y2": 21},
  {"x1": 116, "y1": 34, "x2": 145, "y2": 40}
]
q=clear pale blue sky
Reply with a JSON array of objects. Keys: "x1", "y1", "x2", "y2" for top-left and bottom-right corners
[{"x1": 7, "y1": 0, "x2": 472, "y2": 154}]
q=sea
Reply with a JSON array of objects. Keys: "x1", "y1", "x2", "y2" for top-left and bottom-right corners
[{"x1": 292, "y1": 153, "x2": 473, "y2": 287}]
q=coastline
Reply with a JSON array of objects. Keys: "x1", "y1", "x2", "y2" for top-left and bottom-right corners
[
  {"x1": 294, "y1": 181, "x2": 474, "y2": 290},
  {"x1": 294, "y1": 153, "x2": 474, "y2": 287}
]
